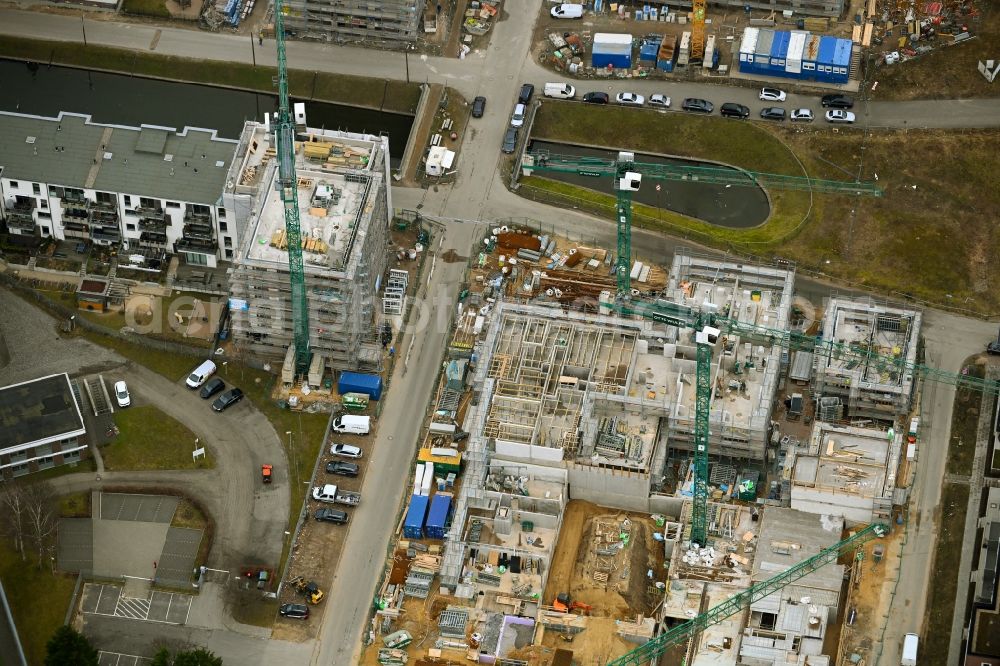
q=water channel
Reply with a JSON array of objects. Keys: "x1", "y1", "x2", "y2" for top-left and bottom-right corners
[
  {"x1": 0, "y1": 58, "x2": 414, "y2": 166},
  {"x1": 528, "y1": 140, "x2": 771, "y2": 228}
]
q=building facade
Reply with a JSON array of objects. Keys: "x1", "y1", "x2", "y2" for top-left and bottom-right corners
[
  {"x1": 280, "y1": 0, "x2": 422, "y2": 47},
  {"x1": 0, "y1": 374, "x2": 88, "y2": 480},
  {"x1": 0, "y1": 112, "x2": 239, "y2": 268}
]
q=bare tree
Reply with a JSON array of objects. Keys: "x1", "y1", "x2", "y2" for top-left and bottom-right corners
[
  {"x1": 0, "y1": 482, "x2": 29, "y2": 560},
  {"x1": 21, "y1": 481, "x2": 58, "y2": 570}
]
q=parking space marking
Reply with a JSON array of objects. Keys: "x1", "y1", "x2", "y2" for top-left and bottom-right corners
[
  {"x1": 84, "y1": 584, "x2": 188, "y2": 625},
  {"x1": 98, "y1": 651, "x2": 152, "y2": 666}
]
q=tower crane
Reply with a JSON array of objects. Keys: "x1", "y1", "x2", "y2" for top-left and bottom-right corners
[
  {"x1": 599, "y1": 296, "x2": 999, "y2": 665},
  {"x1": 274, "y1": 0, "x2": 312, "y2": 376},
  {"x1": 521, "y1": 150, "x2": 882, "y2": 296},
  {"x1": 690, "y1": 0, "x2": 707, "y2": 61}
]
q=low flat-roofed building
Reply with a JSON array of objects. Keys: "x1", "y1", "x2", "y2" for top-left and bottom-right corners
[
  {"x1": 0, "y1": 373, "x2": 87, "y2": 479},
  {"x1": 813, "y1": 297, "x2": 921, "y2": 423},
  {"x1": 783, "y1": 421, "x2": 902, "y2": 525}
]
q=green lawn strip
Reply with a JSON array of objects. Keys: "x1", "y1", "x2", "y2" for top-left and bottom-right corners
[
  {"x1": 0, "y1": 544, "x2": 77, "y2": 666},
  {"x1": 923, "y1": 481, "x2": 970, "y2": 664},
  {"x1": 0, "y1": 37, "x2": 421, "y2": 114},
  {"x1": 58, "y1": 492, "x2": 91, "y2": 518},
  {"x1": 947, "y1": 363, "x2": 987, "y2": 477},
  {"x1": 121, "y1": 0, "x2": 171, "y2": 18},
  {"x1": 105, "y1": 405, "x2": 213, "y2": 471}
]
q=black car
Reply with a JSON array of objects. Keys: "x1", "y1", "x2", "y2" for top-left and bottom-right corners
[
  {"x1": 212, "y1": 387, "x2": 244, "y2": 412},
  {"x1": 501, "y1": 127, "x2": 519, "y2": 154},
  {"x1": 199, "y1": 377, "x2": 225, "y2": 399},
  {"x1": 582, "y1": 91, "x2": 610, "y2": 105},
  {"x1": 315, "y1": 508, "x2": 349, "y2": 524},
  {"x1": 682, "y1": 98, "x2": 714, "y2": 113},
  {"x1": 279, "y1": 603, "x2": 309, "y2": 619},
  {"x1": 326, "y1": 461, "x2": 360, "y2": 477},
  {"x1": 759, "y1": 107, "x2": 786, "y2": 121},
  {"x1": 720, "y1": 102, "x2": 750, "y2": 119},
  {"x1": 472, "y1": 96, "x2": 486, "y2": 118},
  {"x1": 518, "y1": 83, "x2": 535, "y2": 105},
  {"x1": 821, "y1": 94, "x2": 854, "y2": 109}
]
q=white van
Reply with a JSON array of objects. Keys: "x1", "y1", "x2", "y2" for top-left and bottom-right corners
[
  {"x1": 544, "y1": 82, "x2": 576, "y2": 99},
  {"x1": 331, "y1": 414, "x2": 370, "y2": 435},
  {"x1": 185, "y1": 360, "x2": 217, "y2": 389},
  {"x1": 900, "y1": 633, "x2": 918, "y2": 666},
  {"x1": 550, "y1": 3, "x2": 583, "y2": 18}
]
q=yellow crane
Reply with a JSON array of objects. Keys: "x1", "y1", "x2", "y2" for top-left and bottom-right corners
[{"x1": 691, "y1": 0, "x2": 707, "y2": 60}]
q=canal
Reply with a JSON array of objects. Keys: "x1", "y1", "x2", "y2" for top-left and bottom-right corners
[
  {"x1": 0, "y1": 58, "x2": 414, "y2": 166},
  {"x1": 527, "y1": 140, "x2": 771, "y2": 229}
]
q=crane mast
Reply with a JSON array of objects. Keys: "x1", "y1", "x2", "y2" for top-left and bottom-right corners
[{"x1": 274, "y1": 0, "x2": 312, "y2": 375}]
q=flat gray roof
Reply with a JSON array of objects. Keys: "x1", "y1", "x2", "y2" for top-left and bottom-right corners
[
  {"x1": 0, "y1": 373, "x2": 85, "y2": 453},
  {"x1": 0, "y1": 111, "x2": 236, "y2": 205}
]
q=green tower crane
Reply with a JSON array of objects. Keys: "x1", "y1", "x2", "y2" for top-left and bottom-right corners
[
  {"x1": 274, "y1": 0, "x2": 312, "y2": 375},
  {"x1": 599, "y1": 295, "x2": 998, "y2": 665},
  {"x1": 521, "y1": 150, "x2": 883, "y2": 296},
  {"x1": 607, "y1": 522, "x2": 890, "y2": 666}
]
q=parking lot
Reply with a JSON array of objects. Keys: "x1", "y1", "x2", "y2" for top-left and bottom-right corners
[
  {"x1": 81, "y1": 583, "x2": 192, "y2": 625},
  {"x1": 98, "y1": 652, "x2": 153, "y2": 666}
]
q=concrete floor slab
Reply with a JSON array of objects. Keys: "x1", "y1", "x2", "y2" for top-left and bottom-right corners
[
  {"x1": 100, "y1": 494, "x2": 178, "y2": 523},
  {"x1": 156, "y1": 527, "x2": 202, "y2": 588},
  {"x1": 93, "y1": 520, "x2": 168, "y2": 580},
  {"x1": 57, "y1": 518, "x2": 94, "y2": 575}
]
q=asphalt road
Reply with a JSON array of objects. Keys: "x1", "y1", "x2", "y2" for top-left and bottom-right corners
[{"x1": 312, "y1": 220, "x2": 481, "y2": 665}]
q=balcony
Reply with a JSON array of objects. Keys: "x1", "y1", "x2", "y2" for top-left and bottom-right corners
[
  {"x1": 89, "y1": 199, "x2": 117, "y2": 213},
  {"x1": 139, "y1": 231, "x2": 168, "y2": 248},
  {"x1": 139, "y1": 217, "x2": 168, "y2": 232},
  {"x1": 6, "y1": 211, "x2": 37, "y2": 232},
  {"x1": 91, "y1": 228, "x2": 121, "y2": 244},
  {"x1": 175, "y1": 237, "x2": 218, "y2": 254},
  {"x1": 135, "y1": 206, "x2": 165, "y2": 220},
  {"x1": 181, "y1": 221, "x2": 215, "y2": 242}
]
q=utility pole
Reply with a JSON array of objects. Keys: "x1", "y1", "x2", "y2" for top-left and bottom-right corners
[
  {"x1": 81, "y1": 12, "x2": 88, "y2": 47},
  {"x1": 250, "y1": 33, "x2": 257, "y2": 67}
]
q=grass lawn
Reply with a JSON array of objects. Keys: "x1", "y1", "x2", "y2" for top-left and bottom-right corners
[
  {"x1": 874, "y1": 1, "x2": 999, "y2": 101},
  {"x1": 58, "y1": 492, "x2": 92, "y2": 518},
  {"x1": 923, "y1": 481, "x2": 970, "y2": 664},
  {"x1": 527, "y1": 103, "x2": 1000, "y2": 315},
  {"x1": 0, "y1": 37, "x2": 422, "y2": 115},
  {"x1": 75, "y1": 291, "x2": 219, "y2": 348},
  {"x1": 104, "y1": 405, "x2": 214, "y2": 471},
  {"x1": 947, "y1": 362, "x2": 989, "y2": 477},
  {"x1": 122, "y1": 0, "x2": 170, "y2": 17},
  {"x1": 0, "y1": 544, "x2": 77, "y2": 666}
]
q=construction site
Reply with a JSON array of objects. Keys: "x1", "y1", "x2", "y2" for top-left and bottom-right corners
[
  {"x1": 355, "y1": 222, "x2": 935, "y2": 665},
  {"x1": 225, "y1": 112, "x2": 394, "y2": 382}
]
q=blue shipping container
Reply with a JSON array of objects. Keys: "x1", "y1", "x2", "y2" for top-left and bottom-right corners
[
  {"x1": 338, "y1": 371, "x2": 383, "y2": 401},
  {"x1": 425, "y1": 494, "x2": 453, "y2": 539},
  {"x1": 639, "y1": 42, "x2": 659, "y2": 62},
  {"x1": 592, "y1": 52, "x2": 632, "y2": 69},
  {"x1": 404, "y1": 495, "x2": 429, "y2": 539},
  {"x1": 769, "y1": 31, "x2": 789, "y2": 66}
]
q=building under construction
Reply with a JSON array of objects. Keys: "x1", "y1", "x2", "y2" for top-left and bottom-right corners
[
  {"x1": 812, "y1": 297, "x2": 921, "y2": 424},
  {"x1": 277, "y1": 0, "x2": 422, "y2": 46},
  {"x1": 224, "y1": 117, "x2": 392, "y2": 379},
  {"x1": 662, "y1": 254, "x2": 795, "y2": 461}
]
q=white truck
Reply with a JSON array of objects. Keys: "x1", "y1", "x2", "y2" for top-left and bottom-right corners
[
  {"x1": 312, "y1": 484, "x2": 361, "y2": 506},
  {"x1": 901, "y1": 633, "x2": 919, "y2": 666}
]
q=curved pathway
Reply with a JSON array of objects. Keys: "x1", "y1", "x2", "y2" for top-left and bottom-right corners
[{"x1": 0, "y1": 288, "x2": 289, "y2": 571}]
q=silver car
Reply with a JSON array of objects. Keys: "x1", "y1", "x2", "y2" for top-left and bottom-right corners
[{"x1": 330, "y1": 443, "x2": 363, "y2": 458}]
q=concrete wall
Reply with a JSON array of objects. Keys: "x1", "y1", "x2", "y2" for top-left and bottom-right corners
[
  {"x1": 495, "y1": 439, "x2": 565, "y2": 463},
  {"x1": 567, "y1": 463, "x2": 652, "y2": 512},
  {"x1": 790, "y1": 489, "x2": 873, "y2": 525}
]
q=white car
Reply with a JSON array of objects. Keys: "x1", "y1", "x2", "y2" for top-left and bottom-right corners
[
  {"x1": 114, "y1": 381, "x2": 130, "y2": 408},
  {"x1": 759, "y1": 87, "x2": 787, "y2": 102},
  {"x1": 825, "y1": 109, "x2": 856, "y2": 124},
  {"x1": 790, "y1": 108, "x2": 814, "y2": 122},
  {"x1": 330, "y1": 443, "x2": 363, "y2": 458},
  {"x1": 616, "y1": 92, "x2": 645, "y2": 107},
  {"x1": 510, "y1": 103, "x2": 526, "y2": 128},
  {"x1": 648, "y1": 94, "x2": 671, "y2": 108}
]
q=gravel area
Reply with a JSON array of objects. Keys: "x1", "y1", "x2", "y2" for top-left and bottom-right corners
[{"x1": 0, "y1": 288, "x2": 125, "y2": 385}]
